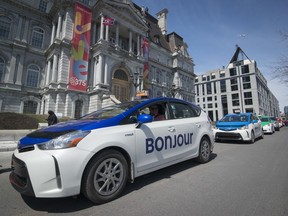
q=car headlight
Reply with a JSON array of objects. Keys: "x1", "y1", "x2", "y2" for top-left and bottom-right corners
[
  {"x1": 38, "y1": 130, "x2": 90, "y2": 150},
  {"x1": 240, "y1": 125, "x2": 249, "y2": 130}
]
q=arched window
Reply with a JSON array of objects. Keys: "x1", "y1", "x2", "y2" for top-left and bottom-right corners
[
  {"x1": 0, "y1": 57, "x2": 5, "y2": 82},
  {"x1": 26, "y1": 65, "x2": 39, "y2": 87},
  {"x1": 114, "y1": 69, "x2": 128, "y2": 81},
  {"x1": 74, "y1": 99, "x2": 83, "y2": 119},
  {"x1": 112, "y1": 69, "x2": 130, "y2": 102},
  {"x1": 31, "y1": 27, "x2": 44, "y2": 48},
  {"x1": 0, "y1": 17, "x2": 11, "y2": 39},
  {"x1": 23, "y1": 100, "x2": 38, "y2": 114}
]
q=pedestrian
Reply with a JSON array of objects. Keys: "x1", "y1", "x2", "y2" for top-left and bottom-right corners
[{"x1": 46, "y1": 110, "x2": 58, "y2": 126}]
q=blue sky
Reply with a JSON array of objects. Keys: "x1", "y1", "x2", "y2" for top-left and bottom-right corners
[{"x1": 133, "y1": 0, "x2": 288, "y2": 112}]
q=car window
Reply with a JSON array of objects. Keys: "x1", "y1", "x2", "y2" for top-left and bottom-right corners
[{"x1": 168, "y1": 102, "x2": 200, "y2": 119}]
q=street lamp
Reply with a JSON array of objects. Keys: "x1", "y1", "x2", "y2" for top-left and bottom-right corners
[
  {"x1": 169, "y1": 84, "x2": 179, "y2": 98},
  {"x1": 130, "y1": 71, "x2": 143, "y2": 96}
]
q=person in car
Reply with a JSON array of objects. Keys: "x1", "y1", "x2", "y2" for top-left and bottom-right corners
[{"x1": 149, "y1": 105, "x2": 166, "y2": 121}]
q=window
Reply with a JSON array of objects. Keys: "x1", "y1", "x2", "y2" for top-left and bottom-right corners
[
  {"x1": 220, "y1": 71, "x2": 225, "y2": 78},
  {"x1": 207, "y1": 96, "x2": 212, "y2": 101},
  {"x1": 232, "y1": 93, "x2": 239, "y2": 106},
  {"x1": 220, "y1": 80, "x2": 226, "y2": 93},
  {"x1": 169, "y1": 102, "x2": 201, "y2": 119},
  {"x1": 31, "y1": 27, "x2": 44, "y2": 48},
  {"x1": 202, "y1": 75, "x2": 206, "y2": 81},
  {"x1": 207, "y1": 82, "x2": 212, "y2": 94},
  {"x1": 230, "y1": 78, "x2": 238, "y2": 91},
  {"x1": 39, "y1": 0, "x2": 48, "y2": 12},
  {"x1": 114, "y1": 69, "x2": 128, "y2": 81},
  {"x1": 23, "y1": 101, "x2": 37, "y2": 114},
  {"x1": 242, "y1": 76, "x2": 251, "y2": 89},
  {"x1": 26, "y1": 65, "x2": 40, "y2": 87},
  {"x1": 211, "y1": 72, "x2": 216, "y2": 79},
  {"x1": 195, "y1": 77, "x2": 198, "y2": 83},
  {"x1": 0, "y1": 17, "x2": 11, "y2": 39},
  {"x1": 208, "y1": 103, "x2": 213, "y2": 108},
  {"x1": 0, "y1": 57, "x2": 5, "y2": 82},
  {"x1": 74, "y1": 100, "x2": 83, "y2": 119},
  {"x1": 229, "y1": 68, "x2": 237, "y2": 76},
  {"x1": 241, "y1": 65, "x2": 249, "y2": 74},
  {"x1": 244, "y1": 92, "x2": 253, "y2": 105}
]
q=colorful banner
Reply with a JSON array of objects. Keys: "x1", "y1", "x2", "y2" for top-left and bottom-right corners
[
  {"x1": 142, "y1": 37, "x2": 149, "y2": 93},
  {"x1": 68, "y1": 3, "x2": 92, "y2": 91}
]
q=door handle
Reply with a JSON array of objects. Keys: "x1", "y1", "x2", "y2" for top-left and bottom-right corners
[
  {"x1": 196, "y1": 123, "x2": 201, "y2": 128},
  {"x1": 168, "y1": 127, "x2": 176, "y2": 132}
]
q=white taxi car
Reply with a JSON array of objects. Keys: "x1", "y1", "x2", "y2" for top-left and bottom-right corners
[
  {"x1": 213, "y1": 112, "x2": 263, "y2": 143},
  {"x1": 10, "y1": 97, "x2": 214, "y2": 204}
]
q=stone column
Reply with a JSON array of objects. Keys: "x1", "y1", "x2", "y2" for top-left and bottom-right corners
[
  {"x1": 22, "y1": 18, "x2": 29, "y2": 43},
  {"x1": 45, "y1": 59, "x2": 52, "y2": 85},
  {"x1": 100, "y1": 14, "x2": 104, "y2": 40},
  {"x1": 50, "y1": 22, "x2": 56, "y2": 44},
  {"x1": 16, "y1": 55, "x2": 24, "y2": 85},
  {"x1": 104, "y1": 56, "x2": 108, "y2": 84},
  {"x1": 115, "y1": 22, "x2": 119, "y2": 48},
  {"x1": 51, "y1": 54, "x2": 58, "y2": 82},
  {"x1": 56, "y1": 13, "x2": 62, "y2": 39},
  {"x1": 129, "y1": 30, "x2": 132, "y2": 54},
  {"x1": 15, "y1": 16, "x2": 23, "y2": 40}
]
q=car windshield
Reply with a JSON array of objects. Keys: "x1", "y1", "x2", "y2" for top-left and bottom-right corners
[
  {"x1": 220, "y1": 114, "x2": 248, "y2": 122},
  {"x1": 80, "y1": 101, "x2": 141, "y2": 120},
  {"x1": 261, "y1": 117, "x2": 269, "y2": 122}
]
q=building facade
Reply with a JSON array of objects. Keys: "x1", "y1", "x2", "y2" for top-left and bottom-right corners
[
  {"x1": 195, "y1": 46, "x2": 280, "y2": 121},
  {"x1": 0, "y1": 0, "x2": 195, "y2": 118}
]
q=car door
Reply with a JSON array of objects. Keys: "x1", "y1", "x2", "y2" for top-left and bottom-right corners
[
  {"x1": 134, "y1": 101, "x2": 197, "y2": 174},
  {"x1": 252, "y1": 114, "x2": 262, "y2": 137}
]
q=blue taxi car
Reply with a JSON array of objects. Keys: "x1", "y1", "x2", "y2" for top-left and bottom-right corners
[
  {"x1": 10, "y1": 97, "x2": 214, "y2": 204},
  {"x1": 213, "y1": 112, "x2": 263, "y2": 143}
]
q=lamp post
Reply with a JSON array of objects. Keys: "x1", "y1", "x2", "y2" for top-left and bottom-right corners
[
  {"x1": 169, "y1": 84, "x2": 179, "y2": 98},
  {"x1": 130, "y1": 71, "x2": 143, "y2": 96}
]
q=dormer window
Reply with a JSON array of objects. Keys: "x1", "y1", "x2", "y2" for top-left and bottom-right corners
[{"x1": 154, "y1": 35, "x2": 160, "y2": 44}]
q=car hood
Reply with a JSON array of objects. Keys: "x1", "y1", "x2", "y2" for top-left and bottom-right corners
[
  {"x1": 18, "y1": 117, "x2": 122, "y2": 149},
  {"x1": 216, "y1": 121, "x2": 249, "y2": 131}
]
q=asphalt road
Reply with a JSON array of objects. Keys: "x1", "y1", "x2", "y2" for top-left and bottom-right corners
[{"x1": 1, "y1": 127, "x2": 288, "y2": 216}]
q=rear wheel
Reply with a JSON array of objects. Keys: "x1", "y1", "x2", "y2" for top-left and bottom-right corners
[
  {"x1": 196, "y1": 137, "x2": 211, "y2": 163},
  {"x1": 81, "y1": 150, "x2": 128, "y2": 204}
]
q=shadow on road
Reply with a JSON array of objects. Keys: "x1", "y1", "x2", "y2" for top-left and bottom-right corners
[{"x1": 20, "y1": 153, "x2": 218, "y2": 213}]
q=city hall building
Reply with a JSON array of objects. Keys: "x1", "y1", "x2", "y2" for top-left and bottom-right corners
[
  {"x1": 195, "y1": 46, "x2": 280, "y2": 121},
  {"x1": 0, "y1": 0, "x2": 195, "y2": 118}
]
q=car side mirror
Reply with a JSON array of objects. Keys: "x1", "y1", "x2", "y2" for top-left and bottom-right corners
[
  {"x1": 137, "y1": 114, "x2": 153, "y2": 124},
  {"x1": 136, "y1": 114, "x2": 153, "y2": 129}
]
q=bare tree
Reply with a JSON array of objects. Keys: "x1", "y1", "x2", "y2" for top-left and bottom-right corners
[{"x1": 272, "y1": 31, "x2": 288, "y2": 85}]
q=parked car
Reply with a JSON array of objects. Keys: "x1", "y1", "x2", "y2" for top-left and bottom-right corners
[
  {"x1": 213, "y1": 113, "x2": 263, "y2": 143},
  {"x1": 10, "y1": 97, "x2": 214, "y2": 204},
  {"x1": 259, "y1": 116, "x2": 275, "y2": 134},
  {"x1": 270, "y1": 116, "x2": 280, "y2": 131}
]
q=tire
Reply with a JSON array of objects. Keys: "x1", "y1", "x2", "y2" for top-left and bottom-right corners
[
  {"x1": 196, "y1": 137, "x2": 211, "y2": 163},
  {"x1": 260, "y1": 130, "x2": 264, "y2": 139},
  {"x1": 249, "y1": 131, "x2": 255, "y2": 144},
  {"x1": 81, "y1": 150, "x2": 128, "y2": 204}
]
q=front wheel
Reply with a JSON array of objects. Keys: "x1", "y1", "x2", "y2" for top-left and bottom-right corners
[
  {"x1": 249, "y1": 131, "x2": 255, "y2": 144},
  {"x1": 196, "y1": 137, "x2": 211, "y2": 163},
  {"x1": 81, "y1": 150, "x2": 128, "y2": 204}
]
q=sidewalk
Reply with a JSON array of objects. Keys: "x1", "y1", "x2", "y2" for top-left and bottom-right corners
[{"x1": 0, "y1": 129, "x2": 35, "y2": 152}]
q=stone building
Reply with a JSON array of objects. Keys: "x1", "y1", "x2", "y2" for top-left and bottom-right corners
[
  {"x1": 0, "y1": 0, "x2": 195, "y2": 118},
  {"x1": 195, "y1": 46, "x2": 280, "y2": 121}
]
